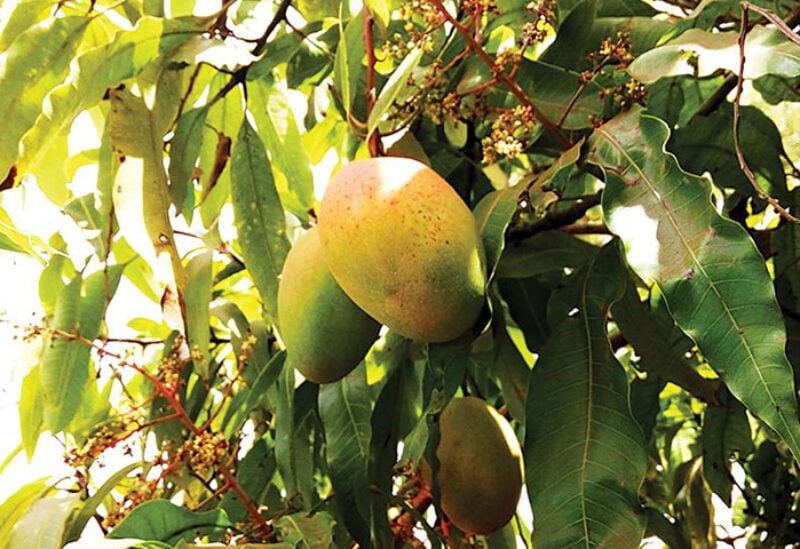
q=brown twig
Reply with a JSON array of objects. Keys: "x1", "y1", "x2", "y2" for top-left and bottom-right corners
[
  {"x1": 428, "y1": 0, "x2": 570, "y2": 148},
  {"x1": 363, "y1": 4, "x2": 382, "y2": 157},
  {"x1": 734, "y1": 3, "x2": 800, "y2": 224},
  {"x1": 506, "y1": 192, "x2": 603, "y2": 241}
]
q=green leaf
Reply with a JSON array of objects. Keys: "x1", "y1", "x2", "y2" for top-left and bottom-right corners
[
  {"x1": 587, "y1": 108, "x2": 800, "y2": 462},
  {"x1": 497, "y1": 230, "x2": 598, "y2": 278},
  {"x1": 109, "y1": 500, "x2": 232, "y2": 543},
  {"x1": 0, "y1": 16, "x2": 90, "y2": 183},
  {"x1": 754, "y1": 74, "x2": 800, "y2": 104},
  {"x1": 670, "y1": 104, "x2": 788, "y2": 202},
  {"x1": 274, "y1": 511, "x2": 336, "y2": 549},
  {"x1": 248, "y1": 81, "x2": 315, "y2": 222},
  {"x1": 19, "y1": 17, "x2": 201, "y2": 188},
  {"x1": 318, "y1": 364, "x2": 372, "y2": 545},
  {"x1": 184, "y1": 251, "x2": 213, "y2": 378},
  {"x1": 272, "y1": 364, "x2": 315, "y2": 508},
  {"x1": 0, "y1": 1, "x2": 54, "y2": 51},
  {"x1": 19, "y1": 366, "x2": 44, "y2": 459},
  {"x1": 473, "y1": 186, "x2": 523, "y2": 283},
  {"x1": 230, "y1": 117, "x2": 290, "y2": 319},
  {"x1": 629, "y1": 25, "x2": 800, "y2": 84},
  {"x1": 168, "y1": 106, "x2": 208, "y2": 211},
  {"x1": 8, "y1": 494, "x2": 79, "y2": 549},
  {"x1": 525, "y1": 241, "x2": 647, "y2": 548},
  {"x1": 63, "y1": 462, "x2": 144, "y2": 543},
  {"x1": 612, "y1": 279, "x2": 719, "y2": 405},
  {"x1": 40, "y1": 274, "x2": 87, "y2": 432},
  {"x1": 222, "y1": 351, "x2": 286, "y2": 436},
  {"x1": 368, "y1": 46, "x2": 424, "y2": 136},
  {"x1": 516, "y1": 60, "x2": 605, "y2": 129},
  {"x1": 332, "y1": 13, "x2": 366, "y2": 121},
  {"x1": 540, "y1": 0, "x2": 597, "y2": 69},
  {"x1": 497, "y1": 276, "x2": 552, "y2": 349},
  {"x1": 0, "y1": 478, "x2": 52, "y2": 549},
  {"x1": 221, "y1": 439, "x2": 277, "y2": 523},
  {"x1": 701, "y1": 386, "x2": 754, "y2": 506}
]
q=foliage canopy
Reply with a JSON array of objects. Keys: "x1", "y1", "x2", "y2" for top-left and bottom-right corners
[{"x1": 3, "y1": 0, "x2": 800, "y2": 547}]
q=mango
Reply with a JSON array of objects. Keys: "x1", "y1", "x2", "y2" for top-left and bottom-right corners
[
  {"x1": 430, "y1": 396, "x2": 524, "y2": 535},
  {"x1": 277, "y1": 227, "x2": 380, "y2": 384},
  {"x1": 318, "y1": 157, "x2": 486, "y2": 342}
]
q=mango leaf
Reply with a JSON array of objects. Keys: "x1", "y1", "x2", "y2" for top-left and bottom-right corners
[
  {"x1": 497, "y1": 230, "x2": 598, "y2": 278},
  {"x1": 540, "y1": 0, "x2": 597, "y2": 69},
  {"x1": 473, "y1": 186, "x2": 523, "y2": 283},
  {"x1": 612, "y1": 279, "x2": 719, "y2": 405},
  {"x1": 754, "y1": 74, "x2": 800, "y2": 104},
  {"x1": 184, "y1": 251, "x2": 213, "y2": 378},
  {"x1": 19, "y1": 366, "x2": 44, "y2": 458},
  {"x1": 332, "y1": 13, "x2": 365, "y2": 120},
  {"x1": 221, "y1": 439, "x2": 277, "y2": 523},
  {"x1": 230, "y1": 118, "x2": 290, "y2": 319},
  {"x1": 368, "y1": 45, "x2": 424, "y2": 136},
  {"x1": 19, "y1": 17, "x2": 201, "y2": 188},
  {"x1": 0, "y1": 15, "x2": 90, "y2": 182},
  {"x1": 587, "y1": 108, "x2": 800, "y2": 463},
  {"x1": 168, "y1": 106, "x2": 208, "y2": 212},
  {"x1": 525, "y1": 241, "x2": 647, "y2": 548},
  {"x1": 0, "y1": 1, "x2": 54, "y2": 51},
  {"x1": 516, "y1": 60, "x2": 605, "y2": 129},
  {"x1": 0, "y1": 478, "x2": 52, "y2": 549},
  {"x1": 701, "y1": 386, "x2": 753, "y2": 506},
  {"x1": 222, "y1": 351, "x2": 286, "y2": 436},
  {"x1": 248, "y1": 81, "x2": 315, "y2": 222},
  {"x1": 109, "y1": 500, "x2": 232, "y2": 543},
  {"x1": 497, "y1": 276, "x2": 552, "y2": 350},
  {"x1": 8, "y1": 494, "x2": 79, "y2": 549},
  {"x1": 272, "y1": 364, "x2": 315, "y2": 508},
  {"x1": 318, "y1": 364, "x2": 372, "y2": 546},
  {"x1": 63, "y1": 462, "x2": 144, "y2": 543},
  {"x1": 629, "y1": 25, "x2": 800, "y2": 84},
  {"x1": 274, "y1": 511, "x2": 336, "y2": 548},
  {"x1": 670, "y1": 104, "x2": 788, "y2": 202}
]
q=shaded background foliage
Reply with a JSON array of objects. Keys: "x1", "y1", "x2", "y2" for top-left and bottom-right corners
[{"x1": 2, "y1": 0, "x2": 800, "y2": 547}]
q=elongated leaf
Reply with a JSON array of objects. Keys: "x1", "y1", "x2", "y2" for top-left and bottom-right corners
[
  {"x1": 0, "y1": 1, "x2": 53, "y2": 51},
  {"x1": 248, "y1": 81, "x2": 315, "y2": 222},
  {"x1": 0, "y1": 16, "x2": 90, "y2": 180},
  {"x1": 275, "y1": 511, "x2": 336, "y2": 548},
  {"x1": 230, "y1": 118, "x2": 290, "y2": 319},
  {"x1": 8, "y1": 494, "x2": 79, "y2": 549},
  {"x1": 525, "y1": 242, "x2": 647, "y2": 548},
  {"x1": 63, "y1": 462, "x2": 144, "y2": 543},
  {"x1": 0, "y1": 478, "x2": 51, "y2": 549},
  {"x1": 168, "y1": 106, "x2": 208, "y2": 210},
  {"x1": 19, "y1": 17, "x2": 200, "y2": 184},
  {"x1": 318, "y1": 364, "x2": 372, "y2": 546},
  {"x1": 222, "y1": 351, "x2": 286, "y2": 436},
  {"x1": 19, "y1": 366, "x2": 44, "y2": 458},
  {"x1": 587, "y1": 108, "x2": 800, "y2": 462},
  {"x1": 368, "y1": 46, "x2": 424, "y2": 136},
  {"x1": 333, "y1": 13, "x2": 366, "y2": 120},
  {"x1": 184, "y1": 251, "x2": 213, "y2": 378},
  {"x1": 109, "y1": 500, "x2": 232, "y2": 543},
  {"x1": 701, "y1": 386, "x2": 753, "y2": 505},
  {"x1": 40, "y1": 274, "x2": 86, "y2": 432},
  {"x1": 612, "y1": 280, "x2": 719, "y2": 405},
  {"x1": 473, "y1": 186, "x2": 523, "y2": 282},
  {"x1": 498, "y1": 230, "x2": 598, "y2": 278},
  {"x1": 629, "y1": 25, "x2": 800, "y2": 84}
]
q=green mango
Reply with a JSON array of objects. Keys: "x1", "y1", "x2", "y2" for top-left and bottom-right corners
[
  {"x1": 277, "y1": 227, "x2": 380, "y2": 383},
  {"x1": 431, "y1": 396, "x2": 524, "y2": 535},
  {"x1": 318, "y1": 157, "x2": 486, "y2": 342}
]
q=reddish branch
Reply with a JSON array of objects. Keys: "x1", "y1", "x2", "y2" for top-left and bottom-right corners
[{"x1": 428, "y1": 0, "x2": 570, "y2": 148}]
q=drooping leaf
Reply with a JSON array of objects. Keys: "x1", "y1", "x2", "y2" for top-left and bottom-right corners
[
  {"x1": 0, "y1": 1, "x2": 54, "y2": 51},
  {"x1": 108, "y1": 500, "x2": 232, "y2": 543},
  {"x1": 0, "y1": 478, "x2": 52, "y2": 549},
  {"x1": 274, "y1": 511, "x2": 336, "y2": 549},
  {"x1": 221, "y1": 439, "x2": 277, "y2": 523},
  {"x1": 8, "y1": 494, "x2": 79, "y2": 549},
  {"x1": 168, "y1": 106, "x2": 208, "y2": 212},
  {"x1": 222, "y1": 351, "x2": 286, "y2": 437},
  {"x1": 612, "y1": 279, "x2": 719, "y2": 405},
  {"x1": 184, "y1": 251, "x2": 213, "y2": 378},
  {"x1": 540, "y1": 0, "x2": 597, "y2": 69},
  {"x1": 19, "y1": 366, "x2": 44, "y2": 459},
  {"x1": 497, "y1": 275, "x2": 552, "y2": 350},
  {"x1": 230, "y1": 118, "x2": 290, "y2": 319},
  {"x1": 701, "y1": 386, "x2": 754, "y2": 505},
  {"x1": 525, "y1": 241, "x2": 647, "y2": 548},
  {"x1": 368, "y1": 45, "x2": 424, "y2": 136},
  {"x1": 248, "y1": 81, "x2": 315, "y2": 222},
  {"x1": 19, "y1": 17, "x2": 201, "y2": 190},
  {"x1": 474, "y1": 186, "x2": 524, "y2": 283},
  {"x1": 629, "y1": 25, "x2": 800, "y2": 84},
  {"x1": 318, "y1": 364, "x2": 372, "y2": 545},
  {"x1": 587, "y1": 107, "x2": 800, "y2": 463},
  {"x1": 332, "y1": 13, "x2": 366, "y2": 122},
  {"x1": 63, "y1": 462, "x2": 144, "y2": 543},
  {"x1": 497, "y1": 230, "x2": 598, "y2": 278},
  {"x1": 0, "y1": 16, "x2": 91, "y2": 185}
]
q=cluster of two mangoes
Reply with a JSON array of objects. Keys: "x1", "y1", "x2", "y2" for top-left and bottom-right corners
[{"x1": 277, "y1": 157, "x2": 523, "y2": 536}]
